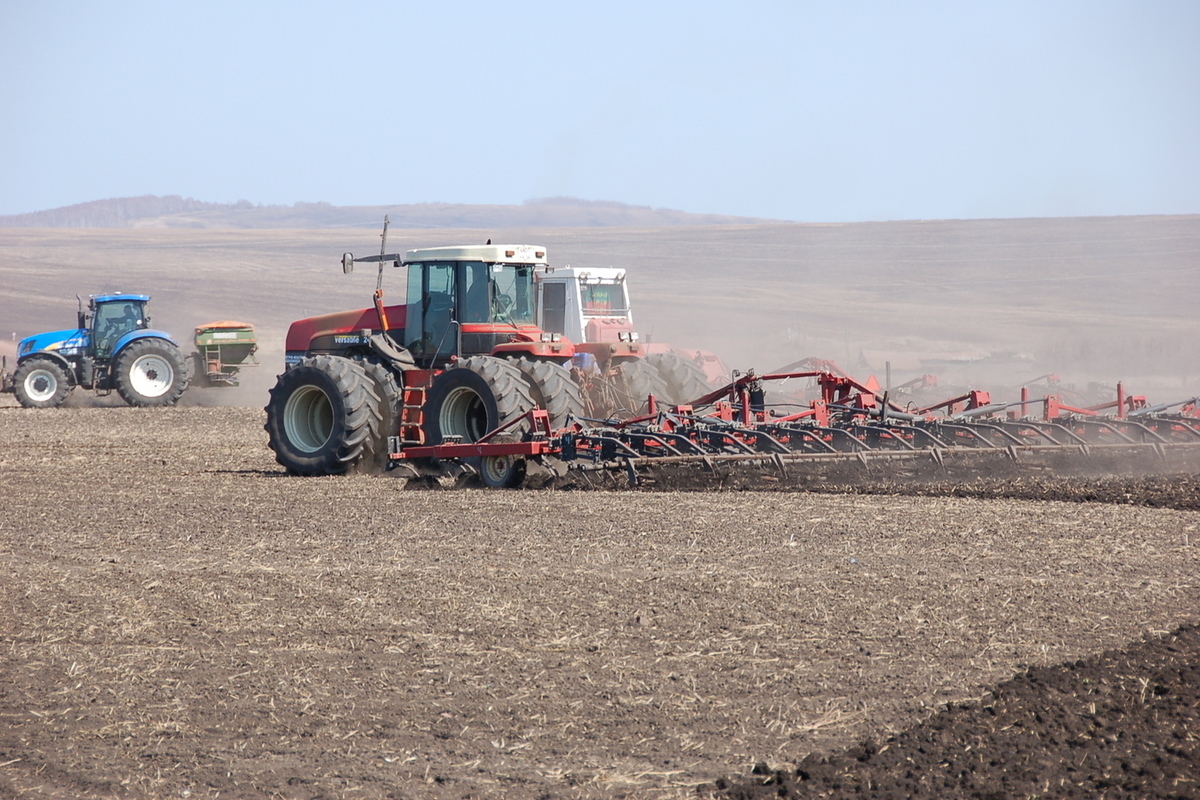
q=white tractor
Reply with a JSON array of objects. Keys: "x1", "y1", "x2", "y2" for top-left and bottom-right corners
[{"x1": 535, "y1": 265, "x2": 726, "y2": 403}]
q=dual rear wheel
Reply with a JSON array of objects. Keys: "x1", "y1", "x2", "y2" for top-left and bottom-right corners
[
  {"x1": 264, "y1": 353, "x2": 701, "y2": 485},
  {"x1": 265, "y1": 354, "x2": 539, "y2": 486}
]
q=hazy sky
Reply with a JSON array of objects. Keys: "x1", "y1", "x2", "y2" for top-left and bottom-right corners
[{"x1": 2, "y1": 1, "x2": 1198, "y2": 222}]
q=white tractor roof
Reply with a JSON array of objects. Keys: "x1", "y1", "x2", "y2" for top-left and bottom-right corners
[
  {"x1": 404, "y1": 244, "x2": 548, "y2": 265},
  {"x1": 542, "y1": 266, "x2": 627, "y2": 282}
]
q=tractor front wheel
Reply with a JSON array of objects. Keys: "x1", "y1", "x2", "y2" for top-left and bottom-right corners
[
  {"x1": 13, "y1": 358, "x2": 72, "y2": 408},
  {"x1": 114, "y1": 339, "x2": 188, "y2": 407},
  {"x1": 264, "y1": 355, "x2": 382, "y2": 475},
  {"x1": 357, "y1": 358, "x2": 403, "y2": 471}
]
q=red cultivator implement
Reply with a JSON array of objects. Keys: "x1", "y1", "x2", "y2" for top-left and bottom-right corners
[{"x1": 387, "y1": 368, "x2": 1200, "y2": 488}]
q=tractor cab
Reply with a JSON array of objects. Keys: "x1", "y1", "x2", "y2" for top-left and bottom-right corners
[
  {"x1": 88, "y1": 295, "x2": 149, "y2": 358},
  {"x1": 401, "y1": 244, "x2": 547, "y2": 365},
  {"x1": 536, "y1": 266, "x2": 636, "y2": 344}
]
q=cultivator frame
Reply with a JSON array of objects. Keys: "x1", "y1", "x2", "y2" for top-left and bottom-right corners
[{"x1": 387, "y1": 369, "x2": 1200, "y2": 488}]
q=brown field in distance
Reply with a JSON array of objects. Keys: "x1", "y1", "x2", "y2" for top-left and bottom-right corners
[{"x1": 1, "y1": 213, "x2": 1197, "y2": 406}]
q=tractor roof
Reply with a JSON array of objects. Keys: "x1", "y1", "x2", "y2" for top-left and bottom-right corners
[
  {"x1": 403, "y1": 244, "x2": 548, "y2": 266},
  {"x1": 540, "y1": 266, "x2": 627, "y2": 282},
  {"x1": 93, "y1": 293, "x2": 150, "y2": 304}
]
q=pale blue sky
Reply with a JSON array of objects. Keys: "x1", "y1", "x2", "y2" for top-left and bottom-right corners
[{"x1": 2, "y1": 1, "x2": 1197, "y2": 221}]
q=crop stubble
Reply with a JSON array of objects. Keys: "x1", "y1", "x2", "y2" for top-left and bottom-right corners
[{"x1": 0, "y1": 403, "x2": 1198, "y2": 798}]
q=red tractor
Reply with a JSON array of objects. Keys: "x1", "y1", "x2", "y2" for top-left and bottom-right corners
[{"x1": 265, "y1": 238, "x2": 667, "y2": 479}]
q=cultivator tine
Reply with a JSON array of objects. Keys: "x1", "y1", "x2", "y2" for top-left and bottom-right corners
[{"x1": 625, "y1": 459, "x2": 639, "y2": 488}]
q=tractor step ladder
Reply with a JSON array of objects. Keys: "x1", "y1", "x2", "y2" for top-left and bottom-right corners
[{"x1": 399, "y1": 386, "x2": 426, "y2": 445}]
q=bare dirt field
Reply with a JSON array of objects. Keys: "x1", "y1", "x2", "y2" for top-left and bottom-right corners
[{"x1": 2, "y1": 401, "x2": 1198, "y2": 799}]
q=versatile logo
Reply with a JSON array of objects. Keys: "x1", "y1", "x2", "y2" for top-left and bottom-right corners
[{"x1": 334, "y1": 335, "x2": 363, "y2": 345}]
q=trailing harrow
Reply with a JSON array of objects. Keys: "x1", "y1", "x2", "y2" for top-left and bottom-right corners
[{"x1": 387, "y1": 369, "x2": 1200, "y2": 488}]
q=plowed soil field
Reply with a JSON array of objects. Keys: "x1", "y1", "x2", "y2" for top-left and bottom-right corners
[{"x1": 2, "y1": 401, "x2": 1198, "y2": 799}]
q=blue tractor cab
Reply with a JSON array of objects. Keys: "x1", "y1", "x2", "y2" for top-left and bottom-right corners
[{"x1": 2, "y1": 293, "x2": 189, "y2": 408}]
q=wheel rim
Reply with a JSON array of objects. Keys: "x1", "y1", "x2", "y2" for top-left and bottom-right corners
[
  {"x1": 439, "y1": 385, "x2": 488, "y2": 441},
  {"x1": 24, "y1": 368, "x2": 59, "y2": 402},
  {"x1": 283, "y1": 385, "x2": 334, "y2": 453},
  {"x1": 129, "y1": 354, "x2": 175, "y2": 398},
  {"x1": 480, "y1": 454, "x2": 514, "y2": 485}
]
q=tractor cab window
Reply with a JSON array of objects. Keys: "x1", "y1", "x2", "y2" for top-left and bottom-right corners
[
  {"x1": 490, "y1": 265, "x2": 535, "y2": 325},
  {"x1": 92, "y1": 301, "x2": 145, "y2": 358}
]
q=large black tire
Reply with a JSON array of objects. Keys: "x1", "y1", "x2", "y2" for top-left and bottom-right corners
[
  {"x1": 508, "y1": 357, "x2": 585, "y2": 431},
  {"x1": 613, "y1": 359, "x2": 671, "y2": 417},
  {"x1": 13, "y1": 358, "x2": 72, "y2": 408},
  {"x1": 356, "y1": 358, "x2": 403, "y2": 471},
  {"x1": 114, "y1": 338, "x2": 188, "y2": 407},
  {"x1": 423, "y1": 356, "x2": 535, "y2": 445},
  {"x1": 264, "y1": 355, "x2": 382, "y2": 475},
  {"x1": 646, "y1": 351, "x2": 712, "y2": 406}
]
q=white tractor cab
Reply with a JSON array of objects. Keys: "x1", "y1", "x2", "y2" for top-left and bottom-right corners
[
  {"x1": 536, "y1": 265, "x2": 729, "y2": 391},
  {"x1": 537, "y1": 266, "x2": 636, "y2": 345}
]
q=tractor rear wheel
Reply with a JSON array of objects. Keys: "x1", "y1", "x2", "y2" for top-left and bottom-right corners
[
  {"x1": 264, "y1": 355, "x2": 382, "y2": 475},
  {"x1": 646, "y1": 351, "x2": 712, "y2": 406},
  {"x1": 13, "y1": 358, "x2": 72, "y2": 408},
  {"x1": 614, "y1": 359, "x2": 671, "y2": 416},
  {"x1": 114, "y1": 339, "x2": 188, "y2": 407},
  {"x1": 509, "y1": 357, "x2": 585, "y2": 430},
  {"x1": 424, "y1": 356, "x2": 534, "y2": 445}
]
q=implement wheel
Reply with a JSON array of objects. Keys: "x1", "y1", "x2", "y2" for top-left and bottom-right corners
[
  {"x1": 478, "y1": 435, "x2": 528, "y2": 488},
  {"x1": 424, "y1": 356, "x2": 534, "y2": 445},
  {"x1": 264, "y1": 355, "x2": 382, "y2": 475},
  {"x1": 13, "y1": 358, "x2": 72, "y2": 408},
  {"x1": 114, "y1": 338, "x2": 189, "y2": 407}
]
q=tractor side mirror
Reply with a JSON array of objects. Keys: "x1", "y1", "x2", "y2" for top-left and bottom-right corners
[{"x1": 342, "y1": 253, "x2": 355, "y2": 274}]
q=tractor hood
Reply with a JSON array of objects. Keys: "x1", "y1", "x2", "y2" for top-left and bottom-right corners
[{"x1": 17, "y1": 328, "x2": 87, "y2": 359}]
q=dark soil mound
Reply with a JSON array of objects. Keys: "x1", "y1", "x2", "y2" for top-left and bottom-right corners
[{"x1": 712, "y1": 624, "x2": 1200, "y2": 799}]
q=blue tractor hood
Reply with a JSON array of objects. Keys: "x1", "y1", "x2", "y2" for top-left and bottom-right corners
[{"x1": 17, "y1": 328, "x2": 88, "y2": 359}]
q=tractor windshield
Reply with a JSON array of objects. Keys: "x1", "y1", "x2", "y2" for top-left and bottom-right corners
[
  {"x1": 490, "y1": 264, "x2": 535, "y2": 326},
  {"x1": 580, "y1": 282, "x2": 628, "y2": 317},
  {"x1": 458, "y1": 262, "x2": 535, "y2": 326}
]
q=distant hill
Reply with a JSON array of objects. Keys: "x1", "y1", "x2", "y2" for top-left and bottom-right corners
[{"x1": 0, "y1": 195, "x2": 785, "y2": 229}]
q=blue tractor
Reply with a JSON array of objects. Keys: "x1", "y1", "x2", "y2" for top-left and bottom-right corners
[{"x1": 2, "y1": 293, "x2": 189, "y2": 408}]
